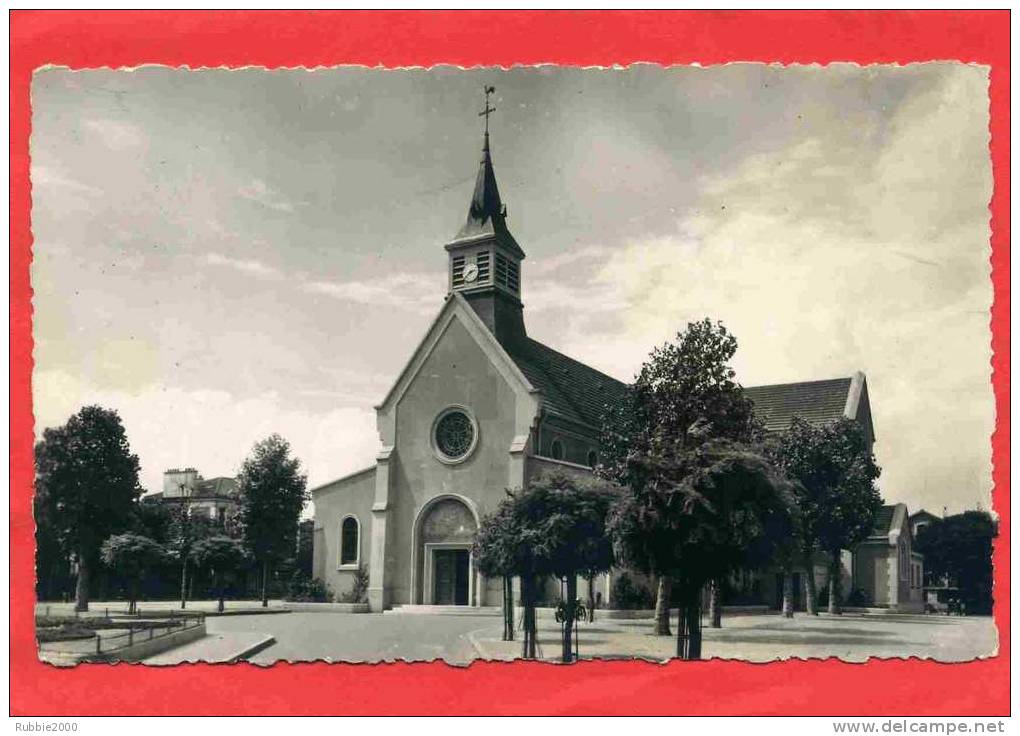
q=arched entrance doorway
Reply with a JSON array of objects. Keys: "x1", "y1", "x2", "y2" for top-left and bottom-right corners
[{"x1": 412, "y1": 495, "x2": 479, "y2": 606}]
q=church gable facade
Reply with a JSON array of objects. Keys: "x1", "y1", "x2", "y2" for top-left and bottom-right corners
[
  {"x1": 312, "y1": 125, "x2": 879, "y2": 613},
  {"x1": 312, "y1": 130, "x2": 623, "y2": 610}
]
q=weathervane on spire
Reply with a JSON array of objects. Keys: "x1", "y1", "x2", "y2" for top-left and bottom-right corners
[{"x1": 478, "y1": 85, "x2": 496, "y2": 136}]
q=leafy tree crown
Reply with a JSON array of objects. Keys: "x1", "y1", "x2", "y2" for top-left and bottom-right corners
[
  {"x1": 237, "y1": 434, "x2": 309, "y2": 563},
  {"x1": 34, "y1": 405, "x2": 142, "y2": 562}
]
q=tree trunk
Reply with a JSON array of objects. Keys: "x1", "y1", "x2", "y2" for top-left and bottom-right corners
[
  {"x1": 708, "y1": 579, "x2": 722, "y2": 628},
  {"x1": 676, "y1": 587, "x2": 703, "y2": 660},
  {"x1": 803, "y1": 552, "x2": 818, "y2": 615},
  {"x1": 561, "y1": 574, "x2": 577, "y2": 663},
  {"x1": 180, "y1": 556, "x2": 189, "y2": 609},
  {"x1": 215, "y1": 571, "x2": 225, "y2": 614},
  {"x1": 828, "y1": 549, "x2": 843, "y2": 615},
  {"x1": 502, "y1": 575, "x2": 515, "y2": 641},
  {"x1": 261, "y1": 559, "x2": 270, "y2": 607},
  {"x1": 654, "y1": 576, "x2": 672, "y2": 636},
  {"x1": 586, "y1": 574, "x2": 596, "y2": 623},
  {"x1": 781, "y1": 571, "x2": 795, "y2": 618},
  {"x1": 520, "y1": 575, "x2": 537, "y2": 660},
  {"x1": 74, "y1": 554, "x2": 90, "y2": 613}
]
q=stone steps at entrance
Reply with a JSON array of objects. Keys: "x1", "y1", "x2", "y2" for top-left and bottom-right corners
[{"x1": 386, "y1": 605, "x2": 502, "y2": 617}]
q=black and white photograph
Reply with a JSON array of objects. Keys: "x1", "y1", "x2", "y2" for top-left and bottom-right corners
[{"x1": 31, "y1": 64, "x2": 997, "y2": 666}]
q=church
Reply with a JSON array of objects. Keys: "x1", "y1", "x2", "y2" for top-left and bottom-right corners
[{"x1": 311, "y1": 119, "x2": 879, "y2": 613}]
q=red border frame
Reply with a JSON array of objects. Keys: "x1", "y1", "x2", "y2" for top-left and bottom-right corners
[{"x1": 10, "y1": 10, "x2": 1010, "y2": 716}]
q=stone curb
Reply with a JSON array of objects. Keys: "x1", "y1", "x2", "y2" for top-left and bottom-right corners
[
  {"x1": 282, "y1": 602, "x2": 370, "y2": 613},
  {"x1": 225, "y1": 634, "x2": 277, "y2": 662},
  {"x1": 143, "y1": 633, "x2": 277, "y2": 665}
]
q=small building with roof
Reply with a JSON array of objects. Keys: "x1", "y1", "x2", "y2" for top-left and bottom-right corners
[
  {"x1": 143, "y1": 467, "x2": 239, "y2": 525},
  {"x1": 909, "y1": 508, "x2": 942, "y2": 539},
  {"x1": 851, "y1": 503, "x2": 925, "y2": 612}
]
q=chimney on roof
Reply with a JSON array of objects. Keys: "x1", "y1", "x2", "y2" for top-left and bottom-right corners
[{"x1": 164, "y1": 467, "x2": 199, "y2": 498}]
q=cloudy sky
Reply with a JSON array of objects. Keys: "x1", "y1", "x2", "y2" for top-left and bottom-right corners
[{"x1": 31, "y1": 64, "x2": 993, "y2": 516}]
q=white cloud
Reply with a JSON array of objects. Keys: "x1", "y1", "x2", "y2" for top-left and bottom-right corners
[
  {"x1": 201, "y1": 247, "x2": 444, "y2": 314},
  {"x1": 83, "y1": 117, "x2": 146, "y2": 149},
  {"x1": 30, "y1": 164, "x2": 102, "y2": 196},
  {"x1": 33, "y1": 369, "x2": 381, "y2": 508},
  {"x1": 539, "y1": 65, "x2": 993, "y2": 515},
  {"x1": 202, "y1": 252, "x2": 281, "y2": 279},
  {"x1": 303, "y1": 272, "x2": 444, "y2": 313},
  {"x1": 237, "y1": 178, "x2": 298, "y2": 213}
]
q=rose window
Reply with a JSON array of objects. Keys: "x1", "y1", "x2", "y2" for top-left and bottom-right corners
[{"x1": 435, "y1": 411, "x2": 474, "y2": 460}]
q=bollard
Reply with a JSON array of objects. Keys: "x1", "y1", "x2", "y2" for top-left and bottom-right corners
[
  {"x1": 105, "y1": 607, "x2": 109, "y2": 619},
  {"x1": 149, "y1": 626, "x2": 154, "y2": 640},
  {"x1": 46, "y1": 605, "x2": 50, "y2": 618},
  {"x1": 96, "y1": 633, "x2": 101, "y2": 655},
  {"x1": 128, "y1": 626, "x2": 133, "y2": 646}
]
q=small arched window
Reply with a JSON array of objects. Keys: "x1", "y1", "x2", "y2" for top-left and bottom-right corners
[
  {"x1": 587, "y1": 450, "x2": 598, "y2": 468},
  {"x1": 550, "y1": 439, "x2": 564, "y2": 461},
  {"x1": 339, "y1": 516, "x2": 360, "y2": 567}
]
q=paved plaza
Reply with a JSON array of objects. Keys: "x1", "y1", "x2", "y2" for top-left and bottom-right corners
[
  {"x1": 469, "y1": 610, "x2": 998, "y2": 663},
  {"x1": 204, "y1": 610, "x2": 498, "y2": 664},
  {"x1": 36, "y1": 600, "x2": 997, "y2": 665},
  {"x1": 146, "y1": 608, "x2": 998, "y2": 666}
]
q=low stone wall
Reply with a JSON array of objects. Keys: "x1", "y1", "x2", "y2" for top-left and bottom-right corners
[
  {"x1": 40, "y1": 621, "x2": 207, "y2": 666},
  {"x1": 600, "y1": 609, "x2": 655, "y2": 620},
  {"x1": 599, "y1": 605, "x2": 771, "y2": 620},
  {"x1": 282, "y1": 601, "x2": 370, "y2": 613},
  {"x1": 844, "y1": 604, "x2": 925, "y2": 615},
  {"x1": 105, "y1": 622, "x2": 207, "y2": 662}
]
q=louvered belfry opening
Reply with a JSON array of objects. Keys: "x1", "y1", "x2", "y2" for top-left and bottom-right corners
[{"x1": 445, "y1": 130, "x2": 527, "y2": 344}]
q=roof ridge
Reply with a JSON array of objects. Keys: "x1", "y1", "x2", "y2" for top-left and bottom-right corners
[
  {"x1": 745, "y1": 376, "x2": 853, "y2": 391},
  {"x1": 522, "y1": 336, "x2": 628, "y2": 389}
]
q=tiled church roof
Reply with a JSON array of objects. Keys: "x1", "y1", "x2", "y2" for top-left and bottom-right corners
[
  {"x1": 502, "y1": 344, "x2": 861, "y2": 437},
  {"x1": 502, "y1": 337, "x2": 629, "y2": 428},
  {"x1": 743, "y1": 377, "x2": 853, "y2": 432}
]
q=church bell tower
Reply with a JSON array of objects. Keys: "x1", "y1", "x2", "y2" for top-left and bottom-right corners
[{"x1": 445, "y1": 87, "x2": 526, "y2": 345}]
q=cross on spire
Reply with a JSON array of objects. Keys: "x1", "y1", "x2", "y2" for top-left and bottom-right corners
[{"x1": 478, "y1": 85, "x2": 496, "y2": 137}]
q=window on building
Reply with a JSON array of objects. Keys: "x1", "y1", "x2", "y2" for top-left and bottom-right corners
[
  {"x1": 550, "y1": 439, "x2": 564, "y2": 461},
  {"x1": 587, "y1": 450, "x2": 598, "y2": 468},
  {"x1": 340, "y1": 516, "x2": 359, "y2": 567},
  {"x1": 434, "y1": 409, "x2": 476, "y2": 461}
]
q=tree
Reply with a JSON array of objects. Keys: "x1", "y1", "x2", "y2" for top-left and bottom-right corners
[
  {"x1": 34, "y1": 483, "x2": 72, "y2": 601},
  {"x1": 34, "y1": 406, "x2": 142, "y2": 612},
  {"x1": 473, "y1": 499, "x2": 521, "y2": 643},
  {"x1": 100, "y1": 533, "x2": 166, "y2": 614},
  {"x1": 915, "y1": 511, "x2": 996, "y2": 615},
  {"x1": 609, "y1": 429, "x2": 794, "y2": 659},
  {"x1": 190, "y1": 536, "x2": 249, "y2": 613},
  {"x1": 599, "y1": 319, "x2": 759, "y2": 635},
  {"x1": 770, "y1": 417, "x2": 882, "y2": 615},
  {"x1": 165, "y1": 505, "x2": 216, "y2": 609},
  {"x1": 237, "y1": 435, "x2": 309, "y2": 607},
  {"x1": 473, "y1": 472, "x2": 619, "y2": 662}
]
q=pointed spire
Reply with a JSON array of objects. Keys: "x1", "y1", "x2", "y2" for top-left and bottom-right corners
[
  {"x1": 460, "y1": 133, "x2": 504, "y2": 235},
  {"x1": 448, "y1": 87, "x2": 524, "y2": 259},
  {"x1": 455, "y1": 86, "x2": 508, "y2": 241}
]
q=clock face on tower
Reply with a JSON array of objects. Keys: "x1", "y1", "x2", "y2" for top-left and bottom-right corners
[{"x1": 462, "y1": 263, "x2": 479, "y2": 283}]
